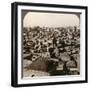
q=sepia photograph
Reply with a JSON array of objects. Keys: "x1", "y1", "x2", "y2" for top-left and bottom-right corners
[
  {"x1": 22, "y1": 11, "x2": 80, "y2": 78},
  {"x1": 11, "y1": 2, "x2": 87, "y2": 87}
]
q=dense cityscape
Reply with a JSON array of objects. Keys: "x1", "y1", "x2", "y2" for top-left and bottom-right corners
[{"x1": 22, "y1": 26, "x2": 80, "y2": 77}]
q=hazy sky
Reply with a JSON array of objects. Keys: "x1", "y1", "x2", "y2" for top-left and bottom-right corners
[{"x1": 23, "y1": 12, "x2": 80, "y2": 27}]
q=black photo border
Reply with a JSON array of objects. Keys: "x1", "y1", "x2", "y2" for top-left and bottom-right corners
[{"x1": 11, "y1": 2, "x2": 88, "y2": 87}]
